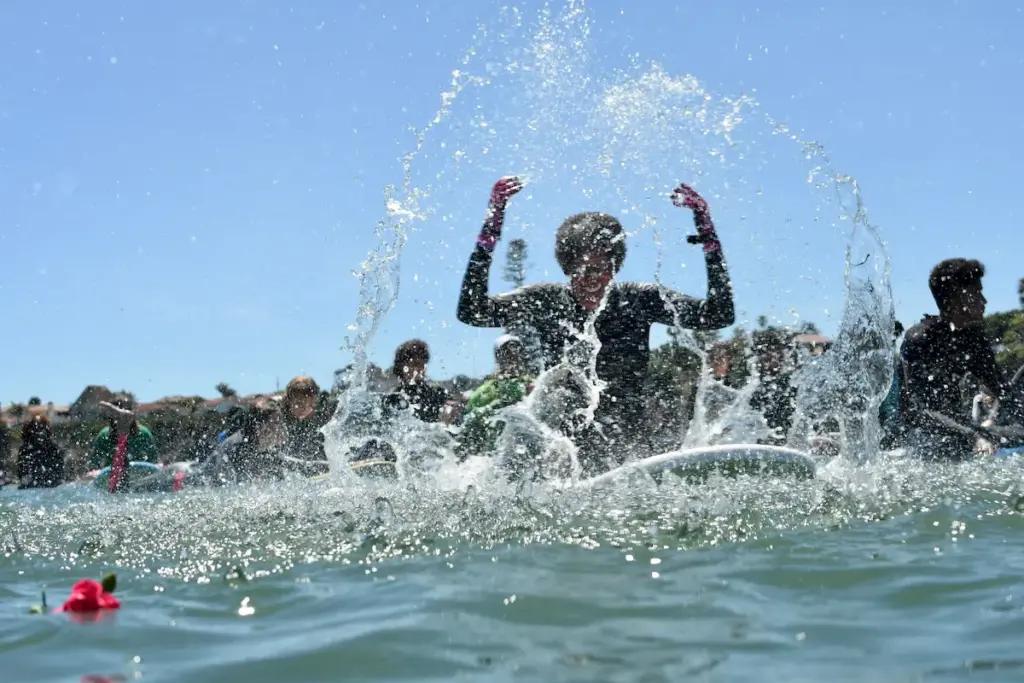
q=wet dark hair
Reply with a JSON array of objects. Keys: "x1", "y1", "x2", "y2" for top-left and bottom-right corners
[
  {"x1": 21, "y1": 414, "x2": 53, "y2": 442},
  {"x1": 554, "y1": 212, "x2": 626, "y2": 276},
  {"x1": 285, "y1": 376, "x2": 320, "y2": 399},
  {"x1": 393, "y1": 339, "x2": 430, "y2": 377},
  {"x1": 929, "y1": 259, "x2": 984, "y2": 310}
]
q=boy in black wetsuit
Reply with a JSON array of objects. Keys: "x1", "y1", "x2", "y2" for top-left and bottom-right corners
[
  {"x1": 456, "y1": 176, "x2": 735, "y2": 474},
  {"x1": 898, "y1": 258, "x2": 1024, "y2": 459},
  {"x1": 382, "y1": 339, "x2": 454, "y2": 424},
  {"x1": 748, "y1": 328, "x2": 798, "y2": 446}
]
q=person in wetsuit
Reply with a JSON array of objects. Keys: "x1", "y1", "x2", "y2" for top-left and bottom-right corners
[
  {"x1": 456, "y1": 176, "x2": 735, "y2": 474},
  {"x1": 17, "y1": 414, "x2": 65, "y2": 489},
  {"x1": 132, "y1": 398, "x2": 288, "y2": 492},
  {"x1": 345, "y1": 340, "x2": 457, "y2": 472},
  {"x1": 898, "y1": 258, "x2": 1024, "y2": 460},
  {"x1": 748, "y1": 328, "x2": 798, "y2": 446},
  {"x1": 0, "y1": 416, "x2": 11, "y2": 486},
  {"x1": 89, "y1": 396, "x2": 159, "y2": 493},
  {"x1": 278, "y1": 377, "x2": 334, "y2": 476},
  {"x1": 381, "y1": 339, "x2": 453, "y2": 424},
  {"x1": 457, "y1": 334, "x2": 536, "y2": 459}
]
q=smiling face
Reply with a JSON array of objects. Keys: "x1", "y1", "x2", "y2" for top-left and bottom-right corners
[
  {"x1": 287, "y1": 392, "x2": 316, "y2": 421},
  {"x1": 569, "y1": 251, "x2": 615, "y2": 311}
]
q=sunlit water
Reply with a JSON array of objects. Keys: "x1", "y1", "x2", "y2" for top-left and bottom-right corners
[
  {"x1": 5, "y1": 456, "x2": 1024, "y2": 682},
  {"x1": 4, "y1": 1, "x2": 1016, "y2": 681}
]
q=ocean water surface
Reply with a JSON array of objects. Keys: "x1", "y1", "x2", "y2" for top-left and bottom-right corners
[{"x1": 4, "y1": 456, "x2": 1024, "y2": 683}]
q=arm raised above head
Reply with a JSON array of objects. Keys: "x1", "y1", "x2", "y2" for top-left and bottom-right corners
[
  {"x1": 456, "y1": 176, "x2": 525, "y2": 328},
  {"x1": 638, "y1": 183, "x2": 735, "y2": 330}
]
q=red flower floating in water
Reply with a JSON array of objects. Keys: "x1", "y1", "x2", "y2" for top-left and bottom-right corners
[{"x1": 55, "y1": 579, "x2": 121, "y2": 614}]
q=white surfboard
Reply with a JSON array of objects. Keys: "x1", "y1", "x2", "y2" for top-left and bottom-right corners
[
  {"x1": 994, "y1": 446, "x2": 1024, "y2": 460},
  {"x1": 581, "y1": 443, "x2": 817, "y2": 487},
  {"x1": 310, "y1": 458, "x2": 398, "y2": 484},
  {"x1": 310, "y1": 444, "x2": 816, "y2": 486}
]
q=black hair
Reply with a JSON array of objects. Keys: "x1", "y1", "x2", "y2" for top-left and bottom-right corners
[
  {"x1": 929, "y1": 259, "x2": 984, "y2": 310},
  {"x1": 393, "y1": 339, "x2": 430, "y2": 377},
  {"x1": 554, "y1": 212, "x2": 626, "y2": 275}
]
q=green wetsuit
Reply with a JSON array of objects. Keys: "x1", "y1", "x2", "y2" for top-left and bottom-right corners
[
  {"x1": 89, "y1": 425, "x2": 159, "y2": 470},
  {"x1": 458, "y1": 375, "x2": 534, "y2": 456}
]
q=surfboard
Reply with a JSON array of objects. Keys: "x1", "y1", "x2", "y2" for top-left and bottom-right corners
[
  {"x1": 90, "y1": 461, "x2": 163, "y2": 490},
  {"x1": 313, "y1": 445, "x2": 815, "y2": 486},
  {"x1": 581, "y1": 443, "x2": 817, "y2": 487},
  {"x1": 311, "y1": 458, "x2": 399, "y2": 484},
  {"x1": 995, "y1": 446, "x2": 1024, "y2": 460}
]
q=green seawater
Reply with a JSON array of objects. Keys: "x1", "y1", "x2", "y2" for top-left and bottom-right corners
[{"x1": 3, "y1": 455, "x2": 1024, "y2": 683}]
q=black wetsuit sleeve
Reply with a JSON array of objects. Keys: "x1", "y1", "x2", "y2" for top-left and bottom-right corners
[
  {"x1": 633, "y1": 251, "x2": 735, "y2": 329},
  {"x1": 456, "y1": 244, "x2": 514, "y2": 328}
]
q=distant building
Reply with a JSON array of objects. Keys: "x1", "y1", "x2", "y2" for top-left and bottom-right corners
[{"x1": 792, "y1": 333, "x2": 833, "y2": 356}]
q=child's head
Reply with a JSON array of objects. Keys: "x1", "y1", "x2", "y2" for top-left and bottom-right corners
[
  {"x1": 554, "y1": 212, "x2": 626, "y2": 311},
  {"x1": 393, "y1": 339, "x2": 430, "y2": 385},
  {"x1": 285, "y1": 376, "x2": 320, "y2": 420}
]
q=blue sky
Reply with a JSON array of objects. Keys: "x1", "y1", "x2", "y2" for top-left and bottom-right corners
[{"x1": 2, "y1": 1, "x2": 1022, "y2": 405}]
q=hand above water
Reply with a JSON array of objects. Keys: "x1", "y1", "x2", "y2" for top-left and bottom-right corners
[
  {"x1": 479, "y1": 176, "x2": 525, "y2": 250},
  {"x1": 489, "y1": 175, "x2": 525, "y2": 210},
  {"x1": 671, "y1": 183, "x2": 721, "y2": 253},
  {"x1": 670, "y1": 182, "x2": 709, "y2": 217}
]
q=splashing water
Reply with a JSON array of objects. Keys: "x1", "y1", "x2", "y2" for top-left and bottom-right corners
[
  {"x1": 324, "y1": 0, "x2": 894, "y2": 481},
  {"x1": 7, "y1": 10, "x2": 1024, "y2": 682}
]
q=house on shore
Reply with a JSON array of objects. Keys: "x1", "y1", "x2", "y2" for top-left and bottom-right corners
[
  {"x1": 0, "y1": 402, "x2": 71, "y2": 425},
  {"x1": 793, "y1": 333, "x2": 833, "y2": 356}
]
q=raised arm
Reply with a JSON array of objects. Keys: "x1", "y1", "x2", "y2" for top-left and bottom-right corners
[
  {"x1": 456, "y1": 176, "x2": 524, "y2": 328},
  {"x1": 638, "y1": 183, "x2": 735, "y2": 329}
]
